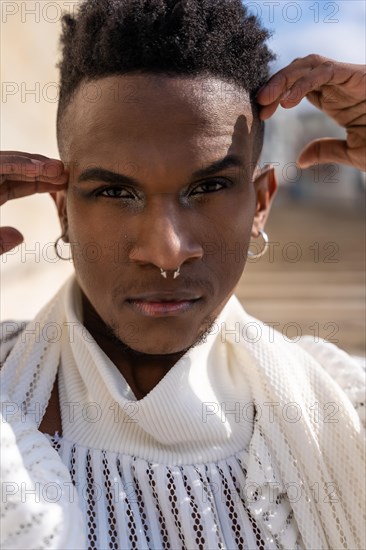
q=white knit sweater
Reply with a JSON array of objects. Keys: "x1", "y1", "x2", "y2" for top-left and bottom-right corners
[{"x1": 1, "y1": 275, "x2": 365, "y2": 550}]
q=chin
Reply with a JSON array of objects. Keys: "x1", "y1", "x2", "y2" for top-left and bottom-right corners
[
  {"x1": 116, "y1": 334, "x2": 191, "y2": 356},
  {"x1": 111, "y1": 320, "x2": 204, "y2": 356},
  {"x1": 135, "y1": 342, "x2": 188, "y2": 356}
]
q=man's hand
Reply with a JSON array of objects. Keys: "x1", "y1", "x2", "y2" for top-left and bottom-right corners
[
  {"x1": 256, "y1": 55, "x2": 366, "y2": 172},
  {"x1": 0, "y1": 152, "x2": 68, "y2": 254}
]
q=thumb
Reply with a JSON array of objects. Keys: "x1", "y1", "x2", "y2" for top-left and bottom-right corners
[
  {"x1": 297, "y1": 138, "x2": 351, "y2": 169},
  {"x1": 0, "y1": 227, "x2": 24, "y2": 255}
]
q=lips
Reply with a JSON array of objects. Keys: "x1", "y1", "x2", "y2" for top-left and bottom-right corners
[{"x1": 125, "y1": 292, "x2": 202, "y2": 317}]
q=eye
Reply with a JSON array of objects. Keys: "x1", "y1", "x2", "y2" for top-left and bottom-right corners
[
  {"x1": 96, "y1": 186, "x2": 137, "y2": 199},
  {"x1": 189, "y1": 178, "x2": 230, "y2": 196}
]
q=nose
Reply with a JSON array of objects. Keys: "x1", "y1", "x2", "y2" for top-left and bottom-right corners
[{"x1": 129, "y1": 202, "x2": 203, "y2": 271}]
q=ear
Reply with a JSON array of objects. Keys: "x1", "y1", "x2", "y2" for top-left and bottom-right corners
[
  {"x1": 49, "y1": 190, "x2": 69, "y2": 242},
  {"x1": 251, "y1": 165, "x2": 278, "y2": 237}
]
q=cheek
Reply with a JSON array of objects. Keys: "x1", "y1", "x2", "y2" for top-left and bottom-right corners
[
  {"x1": 202, "y1": 220, "x2": 251, "y2": 288},
  {"x1": 66, "y1": 199, "x2": 128, "y2": 295},
  {"x1": 203, "y1": 187, "x2": 256, "y2": 269}
]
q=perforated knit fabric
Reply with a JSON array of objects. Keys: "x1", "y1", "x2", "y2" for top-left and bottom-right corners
[
  {"x1": 43, "y1": 429, "x2": 304, "y2": 550},
  {"x1": 1, "y1": 274, "x2": 365, "y2": 550}
]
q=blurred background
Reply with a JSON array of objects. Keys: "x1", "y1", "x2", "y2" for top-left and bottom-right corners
[{"x1": 1, "y1": 0, "x2": 365, "y2": 354}]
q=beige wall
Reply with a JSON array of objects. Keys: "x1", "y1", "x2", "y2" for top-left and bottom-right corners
[{"x1": 1, "y1": 1, "x2": 75, "y2": 319}]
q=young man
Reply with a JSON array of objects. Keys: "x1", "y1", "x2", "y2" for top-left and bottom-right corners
[{"x1": 1, "y1": 1, "x2": 365, "y2": 549}]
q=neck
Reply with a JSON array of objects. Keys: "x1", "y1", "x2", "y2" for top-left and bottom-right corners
[{"x1": 81, "y1": 292, "x2": 186, "y2": 399}]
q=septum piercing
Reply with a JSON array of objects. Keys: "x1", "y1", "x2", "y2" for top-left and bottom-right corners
[{"x1": 160, "y1": 267, "x2": 180, "y2": 279}]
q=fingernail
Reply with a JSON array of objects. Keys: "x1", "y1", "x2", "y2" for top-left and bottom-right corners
[
  {"x1": 280, "y1": 90, "x2": 291, "y2": 101},
  {"x1": 42, "y1": 162, "x2": 63, "y2": 178}
]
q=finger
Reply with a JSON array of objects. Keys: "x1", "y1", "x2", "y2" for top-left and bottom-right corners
[
  {"x1": 1, "y1": 157, "x2": 44, "y2": 174},
  {"x1": 0, "y1": 227, "x2": 24, "y2": 255},
  {"x1": 256, "y1": 55, "x2": 325, "y2": 106},
  {"x1": 1, "y1": 154, "x2": 67, "y2": 180},
  {"x1": 257, "y1": 56, "x2": 363, "y2": 107},
  {"x1": 0, "y1": 151, "x2": 63, "y2": 164},
  {"x1": 257, "y1": 63, "x2": 335, "y2": 119},
  {"x1": 297, "y1": 138, "x2": 354, "y2": 169},
  {"x1": 0, "y1": 179, "x2": 67, "y2": 206},
  {"x1": 0, "y1": 159, "x2": 68, "y2": 184},
  {"x1": 1, "y1": 171, "x2": 69, "y2": 184},
  {"x1": 279, "y1": 63, "x2": 335, "y2": 109},
  {"x1": 0, "y1": 153, "x2": 63, "y2": 164},
  {"x1": 258, "y1": 97, "x2": 282, "y2": 121}
]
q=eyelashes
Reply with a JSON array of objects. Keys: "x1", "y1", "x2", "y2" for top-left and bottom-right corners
[
  {"x1": 96, "y1": 186, "x2": 137, "y2": 199},
  {"x1": 92, "y1": 178, "x2": 232, "y2": 201},
  {"x1": 189, "y1": 179, "x2": 230, "y2": 195}
]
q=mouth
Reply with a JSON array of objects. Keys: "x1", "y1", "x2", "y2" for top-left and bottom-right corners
[{"x1": 125, "y1": 292, "x2": 202, "y2": 317}]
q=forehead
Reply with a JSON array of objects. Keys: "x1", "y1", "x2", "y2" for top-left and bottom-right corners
[{"x1": 62, "y1": 74, "x2": 254, "y2": 168}]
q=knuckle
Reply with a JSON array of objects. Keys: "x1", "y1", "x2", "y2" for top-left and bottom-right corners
[
  {"x1": 309, "y1": 53, "x2": 326, "y2": 65},
  {"x1": 321, "y1": 60, "x2": 335, "y2": 82},
  {"x1": 322, "y1": 60, "x2": 334, "y2": 70}
]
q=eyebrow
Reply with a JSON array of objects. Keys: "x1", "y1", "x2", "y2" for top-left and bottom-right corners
[
  {"x1": 77, "y1": 167, "x2": 140, "y2": 186},
  {"x1": 192, "y1": 154, "x2": 244, "y2": 179},
  {"x1": 77, "y1": 154, "x2": 244, "y2": 186}
]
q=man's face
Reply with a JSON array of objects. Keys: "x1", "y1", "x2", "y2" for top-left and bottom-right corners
[{"x1": 57, "y1": 74, "x2": 262, "y2": 354}]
